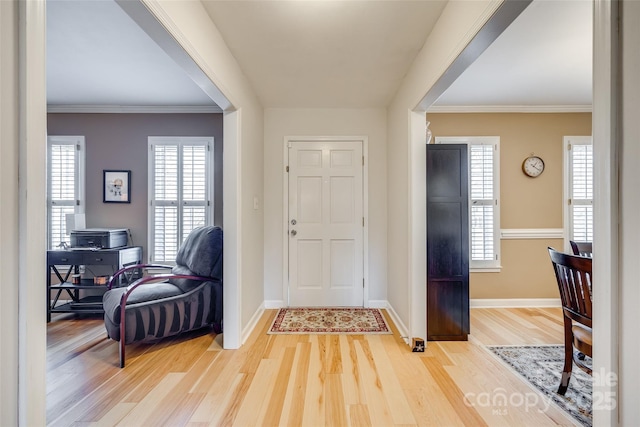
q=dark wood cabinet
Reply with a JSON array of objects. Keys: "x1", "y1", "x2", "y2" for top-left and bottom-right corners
[{"x1": 426, "y1": 144, "x2": 469, "y2": 341}]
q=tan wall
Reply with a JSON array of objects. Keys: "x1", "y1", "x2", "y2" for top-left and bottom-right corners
[{"x1": 428, "y1": 112, "x2": 592, "y2": 299}]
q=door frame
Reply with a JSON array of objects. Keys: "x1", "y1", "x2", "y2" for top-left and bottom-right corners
[{"x1": 282, "y1": 136, "x2": 369, "y2": 307}]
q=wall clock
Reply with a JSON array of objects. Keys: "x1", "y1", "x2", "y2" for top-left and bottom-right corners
[{"x1": 522, "y1": 155, "x2": 545, "y2": 178}]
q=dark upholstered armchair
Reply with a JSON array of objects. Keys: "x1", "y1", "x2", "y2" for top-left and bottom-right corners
[{"x1": 103, "y1": 226, "x2": 222, "y2": 367}]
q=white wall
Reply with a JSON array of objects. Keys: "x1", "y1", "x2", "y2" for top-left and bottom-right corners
[
  {"x1": 619, "y1": 1, "x2": 640, "y2": 423},
  {"x1": 263, "y1": 108, "x2": 388, "y2": 306},
  {"x1": 0, "y1": 1, "x2": 20, "y2": 424},
  {"x1": 143, "y1": 0, "x2": 264, "y2": 347},
  {"x1": 386, "y1": 0, "x2": 503, "y2": 341}
]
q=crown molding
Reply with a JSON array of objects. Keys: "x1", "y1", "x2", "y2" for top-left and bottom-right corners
[
  {"x1": 46, "y1": 104, "x2": 223, "y2": 114},
  {"x1": 427, "y1": 104, "x2": 593, "y2": 113}
]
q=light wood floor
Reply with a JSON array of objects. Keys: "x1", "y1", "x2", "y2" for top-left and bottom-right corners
[{"x1": 47, "y1": 307, "x2": 578, "y2": 426}]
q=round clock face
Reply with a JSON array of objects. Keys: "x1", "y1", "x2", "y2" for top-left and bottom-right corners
[{"x1": 522, "y1": 156, "x2": 545, "y2": 177}]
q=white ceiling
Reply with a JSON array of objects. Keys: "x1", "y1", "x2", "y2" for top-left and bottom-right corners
[
  {"x1": 46, "y1": 0, "x2": 217, "y2": 110},
  {"x1": 201, "y1": 0, "x2": 446, "y2": 108},
  {"x1": 432, "y1": 0, "x2": 592, "y2": 110},
  {"x1": 46, "y1": 0, "x2": 593, "y2": 111}
]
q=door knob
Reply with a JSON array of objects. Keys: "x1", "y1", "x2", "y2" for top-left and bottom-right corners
[{"x1": 290, "y1": 230, "x2": 297, "y2": 236}]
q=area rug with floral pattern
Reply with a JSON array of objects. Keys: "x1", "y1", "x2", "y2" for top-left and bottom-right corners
[
  {"x1": 488, "y1": 345, "x2": 592, "y2": 427},
  {"x1": 268, "y1": 307, "x2": 392, "y2": 334}
]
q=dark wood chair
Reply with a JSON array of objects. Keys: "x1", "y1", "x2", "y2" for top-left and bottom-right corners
[
  {"x1": 548, "y1": 247, "x2": 592, "y2": 395},
  {"x1": 569, "y1": 240, "x2": 592, "y2": 257}
]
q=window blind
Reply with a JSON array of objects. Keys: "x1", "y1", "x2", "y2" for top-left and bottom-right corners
[
  {"x1": 570, "y1": 143, "x2": 593, "y2": 241},
  {"x1": 470, "y1": 144, "x2": 495, "y2": 262},
  {"x1": 48, "y1": 140, "x2": 83, "y2": 249},
  {"x1": 149, "y1": 138, "x2": 212, "y2": 263},
  {"x1": 181, "y1": 144, "x2": 207, "y2": 241}
]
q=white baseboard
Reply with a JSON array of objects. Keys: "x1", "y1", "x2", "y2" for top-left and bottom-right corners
[
  {"x1": 264, "y1": 300, "x2": 285, "y2": 309},
  {"x1": 470, "y1": 298, "x2": 561, "y2": 308},
  {"x1": 382, "y1": 302, "x2": 411, "y2": 346},
  {"x1": 242, "y1": 302, "x2": 266, "y2": 345},
  {"x1": 367, "y1": 300, "x2": 387, "y2": 309}
]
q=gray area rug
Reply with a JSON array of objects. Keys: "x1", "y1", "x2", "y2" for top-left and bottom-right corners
[{"x1": 488, "y1": 345, "x2": 592, "y2": 427}]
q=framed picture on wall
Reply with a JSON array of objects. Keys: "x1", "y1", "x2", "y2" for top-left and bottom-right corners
[{"x1": 103, "y1": 170, "x2": 131, "y2": 203}]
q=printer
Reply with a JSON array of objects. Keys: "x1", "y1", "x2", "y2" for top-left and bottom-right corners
[{"x1": 70, "y1": 228, "x2": 128, "y2": 249}]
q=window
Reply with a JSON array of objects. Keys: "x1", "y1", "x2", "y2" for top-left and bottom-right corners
[
  {"x1": 148, "y1": 137, "x2": 213, "y2": 263},
  {"x1": 47, "y1": 136, "x2": 85, "y2": 249},
  {"x1": 435, "y1": 136, "x2": 501, "y2": 271},
  {"x1": 564, "y1": 136, "x2": 593, "y2": 244}
]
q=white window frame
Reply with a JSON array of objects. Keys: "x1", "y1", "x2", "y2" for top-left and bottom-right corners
[
  {"x1": 46, "y1": 136, "x2": 85, "y2": 250},
  {"x1": 435, "y1": 136, "x2": 501, "y2": 272},
  {"x1": 148, "y1": 136, "x2": 214, "y2": 264},
  {"x1": 563, "y1": 135, "x2": 593, "y2": 251}
]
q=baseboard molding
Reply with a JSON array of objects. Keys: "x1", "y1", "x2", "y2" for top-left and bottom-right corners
[
  {"x1": 470, "y1": 298, "x2": 561, "y2": 308},
  {"x1": 242, "y1": 302, "x2": 266, "y2": 345},
  {"x1": 367, "y1": 300, "x2": 387, "y2": 309},
  {"x1": 383, "y1": 302, "x2": 411, "y2": 346}
]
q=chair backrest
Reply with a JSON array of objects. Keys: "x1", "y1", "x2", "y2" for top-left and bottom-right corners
[
  {"x1": 548, "y1": 247, "x2": 592, "y2": 328},
  {"x1": 569, "y1": 240, "x2": 592, "y2": 257},
  {"x1": 170, "y1": 226, "x2": 223, "y2": 292}
]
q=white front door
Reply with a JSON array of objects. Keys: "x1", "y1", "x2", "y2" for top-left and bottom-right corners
[{"x1": 288, "y1": 141, "x2": 364, "y2": 307}]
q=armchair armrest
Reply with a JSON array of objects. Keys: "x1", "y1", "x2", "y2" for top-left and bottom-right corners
[
  {"x1": 116, "y1": 273, "x2": 216, "y2": 368},
  {"x1": 107, "y1": 263, "x2": 172, "y2": 290}
]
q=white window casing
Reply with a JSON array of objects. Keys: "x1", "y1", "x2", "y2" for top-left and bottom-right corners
[
  {"x1": 47, "y1": 136, "x2": 85, "y2": 250},
  {"x1": 564, "y1": 136, "x2": 593, "y2": 248},
  {"x1": 435, "y1": 136, "x2": 501, "y2": 272},
  {"x1": 148, "y1": 136, "x2": 213, "y2": 264}
]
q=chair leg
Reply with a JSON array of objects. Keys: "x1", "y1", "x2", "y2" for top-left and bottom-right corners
[
  {"x1": 119, "y1": 312, "x2": 126, "y2": 368},
  {"x1": 558, "y1": 316, "x2": 573, "y2": 395},
  {"x1": 119, "y1": 339, "x2": 125, "y2": 368}
]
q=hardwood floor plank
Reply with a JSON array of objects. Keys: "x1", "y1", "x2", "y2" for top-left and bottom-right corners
[
  {"x1": 421, "y1": 356, "x2": 488, "y2": 427},
  {"x1": 116, "y1": 372, "x2": 184, "y2": 426},
  {"x1": 262, "y1": 346, "x2": 296, "y2": 426},
  {"x1": 280, "y1": 341, "x2": 311, "y2": 427},
  {"x1": 233, "y1": 359, "x2": 279, "y2": 426},
  {"x1": 87, "y1": 402, "x2": 135, "y2": 427},
  {"x1": 327, "y1": 335, "x2": 343, "y2": 374},
  {"x1": 348, "y1": 403, "x2": 372, "y2": 427},
  {"x1": 159, "y1": 393, "x2": 206, "y2": 427},
  {"x1": 325, "y1": 373, "x2": 348, "y2": 426},
  {"x1": 47, "y1": 308, "x2": 581, "y2": 427},
  {"x1": 301, "y1": 335, "x2": 326, "y2": 426},
  {"x1": 366, "y1": 335, "x2": 417, "y2": 425},
  {"x1": 193, "y1": 373, "x2": 246, "y2": 426},
  {"x1": 240, "y1": 311, "x2": 275, "y2": 374},
  {"x1": 216, "y1": 373, "x2": 254, "y2": 427},
  {"x1": 354, "y1": 339, "x2": 396, "y2": 427},
  {"x1": 339, "y1": 335, "x2": 366, "y2": 405}
]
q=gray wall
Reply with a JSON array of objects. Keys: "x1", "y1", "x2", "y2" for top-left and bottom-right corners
[{"x1": 47, "y1": 113, "x2": 223, "y2": 262}]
